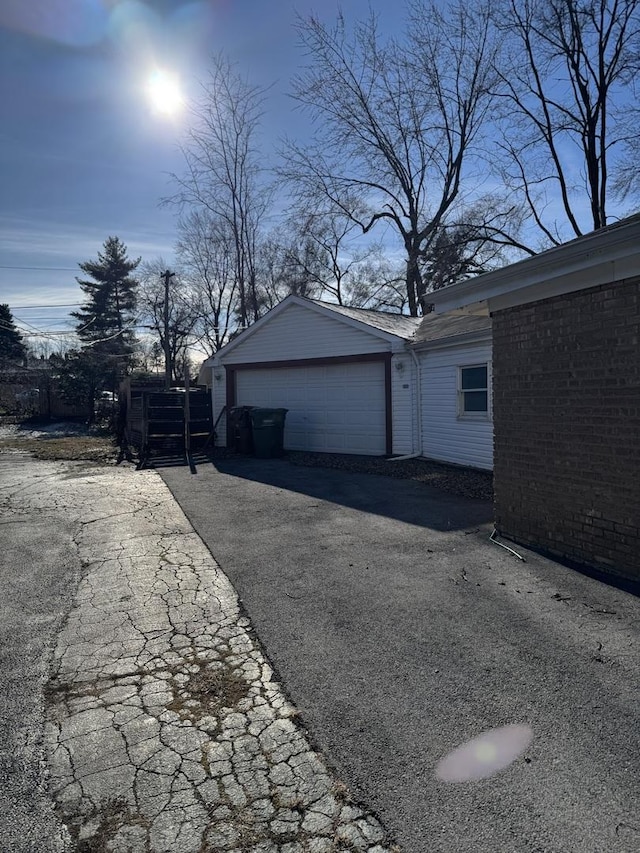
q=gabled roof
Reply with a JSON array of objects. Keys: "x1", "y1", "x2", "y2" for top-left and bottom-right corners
[
  {"x1": 310, "y1": 299, "x2": 421, "y2": 340},
  {"x1": 413, "y1": 311, "x2": 491, "y2": 346},
  {"x1": 200, "y1": 294, "x2": 498, "y2": 371},
  {"x1": 202, "y1": 294, "x2": 420, "y2": 366}
]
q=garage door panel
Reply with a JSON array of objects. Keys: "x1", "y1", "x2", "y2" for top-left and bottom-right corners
[{"x1": 235, "y1": 362, "x2": 386, "y2": 455}]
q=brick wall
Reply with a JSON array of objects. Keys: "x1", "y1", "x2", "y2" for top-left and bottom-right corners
[{"x1": 492, "y1": 277, "x2": 640, "y2": 582}]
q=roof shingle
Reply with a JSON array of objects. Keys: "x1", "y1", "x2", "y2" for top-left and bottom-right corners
[
  {"x1": 414, "y1": 312, "x2": 491, "y2": 344},
  {"x1": 311, "y1": 299, "x2": 422, "y2": 340}
]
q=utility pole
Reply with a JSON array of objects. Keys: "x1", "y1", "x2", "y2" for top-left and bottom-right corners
[{"x1": 161, "y1": 269, "x2": 175, "y2": 390}]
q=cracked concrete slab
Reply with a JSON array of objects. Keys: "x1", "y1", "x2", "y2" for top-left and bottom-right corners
[
  {"x1": 0, "y1": 454, "x2": 79, "y2": 853},
  {"x1": 2, "y1": 454, "x2": 396, "y2": 853}
]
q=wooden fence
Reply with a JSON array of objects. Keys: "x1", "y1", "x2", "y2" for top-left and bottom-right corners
[{"x1": 124, "y1": 386, "x2": 213, "y2": 467}]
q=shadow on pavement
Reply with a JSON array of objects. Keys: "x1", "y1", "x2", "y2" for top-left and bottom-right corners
[
  {"x1": 137, "y1": 451, "x2": 214, "y2": 474},
  {"x1": 203, "y1": 454, "x2": 493, "y2": 533}
]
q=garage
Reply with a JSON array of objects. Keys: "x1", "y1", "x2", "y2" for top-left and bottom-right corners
[
  {"x1": 201, "y1": 295, "x2": 421, "y2": 457},
  {"x1": 235, "y1": 360, "x2": 387, "y2": 455}
]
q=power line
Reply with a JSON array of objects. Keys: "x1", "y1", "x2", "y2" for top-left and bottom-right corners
[
  {"x1": 11, "y1": 316, "x2": 57, "y2": 335},
  {"x1": 0, "y1": 265, "x2": 78, "y2": 271},
  {"x1": 9, "y1": 303, "x2": 82, "y2": 309},
  {"x1": 2, "y1": 313, "x2": 84, "y2": 338},
  {"x1": 10, "y1": 316, "x2": 75, "y2": 321},
  {"x1": 17, "y1": 331, "x2": 76, "y2": 338}
]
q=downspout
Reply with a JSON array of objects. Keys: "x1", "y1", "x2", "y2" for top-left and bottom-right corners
[
  {"x1": 389, "y1": 347, "x2": 423, "y2": 461},
  {"x1": 209, "y1": 359, "x2": 223, "y2": 444}
]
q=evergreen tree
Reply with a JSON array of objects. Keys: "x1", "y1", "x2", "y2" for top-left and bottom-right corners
[
  {"x1": 0, "y1": 304, "x2": 27, "y2": 365},
  {"x1": 50, "y1": 350, "x2": 103, "y2": 424},
  {"x1": 72, "y1": 236, "x2": 140, "y2": 355},
  {"x1": 72, "y1": 236, "x2": 140, "y2": 393},
  {"x1": 55, "y1": 237, "x2": 140, "y2": 424}
]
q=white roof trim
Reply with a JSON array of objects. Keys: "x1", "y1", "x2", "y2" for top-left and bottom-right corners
[
  {"x1": 202, "y1": 294, "x2": 414, "y2": 367},
  {"x1": 411, "y1": 326, "x2": 492, "y2": 352},
  {"x1": 429, "y1": 214, "x2": 640, "y2": 315}
]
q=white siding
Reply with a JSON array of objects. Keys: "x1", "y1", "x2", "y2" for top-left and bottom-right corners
[
  {"x1": 419, "y1": 340, "x2": 493, "y2": 470},
  {"x1": 223, "y1": 302, "x2": 391, "y2": 364},
  {"x1": 235, "y1": 362, "x2": 386, "y2": 455},
  {"x1": 391, "y1": 354, "x2": 416, "y2": 455}
]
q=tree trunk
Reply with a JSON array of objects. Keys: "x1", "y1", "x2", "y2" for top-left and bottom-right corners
[
  {"x1": 86, "y1": 388, "x2": 96, "y2": 427},
  {"x1": 406, "y1": 250, "x2": 421, "y2": 317}
]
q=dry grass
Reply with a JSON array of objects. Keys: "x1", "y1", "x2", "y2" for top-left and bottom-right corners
[
  {"x1": 0, "y1": 435, "x2": 116, "y2": 463},
  {"x1": 74, "y1": 798, "x2": 149, "y2": 853},
  {"x1": 167, "y1": 658, "x2": 250, "y2": 722}
]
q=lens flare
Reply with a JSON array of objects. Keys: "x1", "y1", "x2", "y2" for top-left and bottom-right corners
[
  {"x1": 0, "y1": 0, "x2": 107, "y2": 47},
  {"x1": 435, "y1": 724, "x2": 533, "y2": 783}
]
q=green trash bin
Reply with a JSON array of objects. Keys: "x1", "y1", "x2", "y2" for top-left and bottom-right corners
[{"x1": 250, "y1": 408, "x2": 288, "y2": 458}]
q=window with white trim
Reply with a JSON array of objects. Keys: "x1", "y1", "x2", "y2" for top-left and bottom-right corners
[{"x1": 458, "y1": 364, "x2": 489, "y2": 416}]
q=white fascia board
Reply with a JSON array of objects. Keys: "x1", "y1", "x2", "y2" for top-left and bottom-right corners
[
  {"x1": 410, "y1": 328, "x2": 492, "y2": 352},
  {"x1": 429, "y1": 215, "x2": 640, "y2": 314},
  {"x1": 488, "y1": 252, "x2": 639, "y2": 312}
]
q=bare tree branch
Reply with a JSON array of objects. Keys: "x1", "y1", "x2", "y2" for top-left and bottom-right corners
[
  {"x1": 176, "y1": 211, "x2": 239, "y2": 354},
  {"x1": 279, "y1": 2, "x2": 502, "y2": 315},
  {"x1": 165, "y1": 54, "x2": 273, "y2": 327},
  {"x1": 491, "y1": 0, "x2": 640, "y2": 242}
]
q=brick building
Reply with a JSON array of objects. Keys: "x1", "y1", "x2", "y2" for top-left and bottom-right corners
[{"x1": 430, "y1": 214, "x2": 640, "y2": 584}]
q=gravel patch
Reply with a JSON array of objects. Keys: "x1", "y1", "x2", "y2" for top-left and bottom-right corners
[
  {"x1": 204, "y1": 447, "x2": 493, "y2": 500},
  {"x1": 286, "y1": 451, "x2": 493, "y2": 500},
  {"x1": 285, "y1": 451, "x2": 493, "y2": 500}
]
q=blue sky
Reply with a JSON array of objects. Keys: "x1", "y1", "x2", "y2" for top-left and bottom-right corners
[{"x1": 0, "y1": 0, "x2": 401, "y2": 342}]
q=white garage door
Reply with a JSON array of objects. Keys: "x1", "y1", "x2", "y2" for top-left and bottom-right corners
[{"x1": 235, "y1": 361, "x2": 386, "y2": 455}]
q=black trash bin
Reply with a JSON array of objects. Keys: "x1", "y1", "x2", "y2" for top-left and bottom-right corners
[
  {"x1": 250, "y1": 408, "x2": 288, "y2": 458},
  {"x1": 228, "y1": 406, "x2": 256, "y2": 454}
]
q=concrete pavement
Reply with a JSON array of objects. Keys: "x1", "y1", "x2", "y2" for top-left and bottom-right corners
[
  {"x1": 0, "y1": 454, "x2": 396, "y2": 853},
  {"x1": 160, "y1": 456, "x2": 640, "y2": 853},
  {"x1": 0, "y1": 454, "x2": 78, "y2": 852}
]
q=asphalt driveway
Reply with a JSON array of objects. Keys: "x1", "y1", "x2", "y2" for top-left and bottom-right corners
[
  {"x1": 160, "y1": 456, "x2": 640, "y2": 853},
  {"x1": 0, "y1": 454, "x2": 77, "y2": 852}
]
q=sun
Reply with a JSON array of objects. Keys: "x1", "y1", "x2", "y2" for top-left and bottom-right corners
[{"x1": 147, "y1": 68, "x2": 183, "y2": 116}]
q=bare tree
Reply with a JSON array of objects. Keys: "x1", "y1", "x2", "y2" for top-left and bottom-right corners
[
  {"x1": 346, "y1": 256, "x2": 408, "y2": 313},
  {"x1": 251, "y1": 234, "x2": 323, "y2": 312},
  {"x1": 283, "y1": 203, "x2": 397, "y2": 307},
  {"x1": 134, "y1": 338, "x2": 163, "y2": 375},
  {"x1": 267, "y1": 234, "x2": 326, "y2": 300},
  {"x1": 282, "y1": 2, "x2": 500, "y2": 316},
  {"x1": 137, "y1": 259, "x2": 198, "y2": 385},
  {"x1": 491, "y1": 0, "x2": 640, "y2": 245},
  {"x1": 613, "y1": 110, "x2": 640, "y2": 201},
  {"x1": 418, "y1": 196, "x2": 519, "y2": 290},
  {"x1": 255, "y1": 237, "x2": 293, "y2": 311},
  {"x1": 177, "y1": 210, "x2": 239, "y2": 354},
  {"x1": 258, "y1": 203, "x2": 402, "y2": 310},
  {"x1": 168, "y1": 53, "x2": 272, "y2": 327}
]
